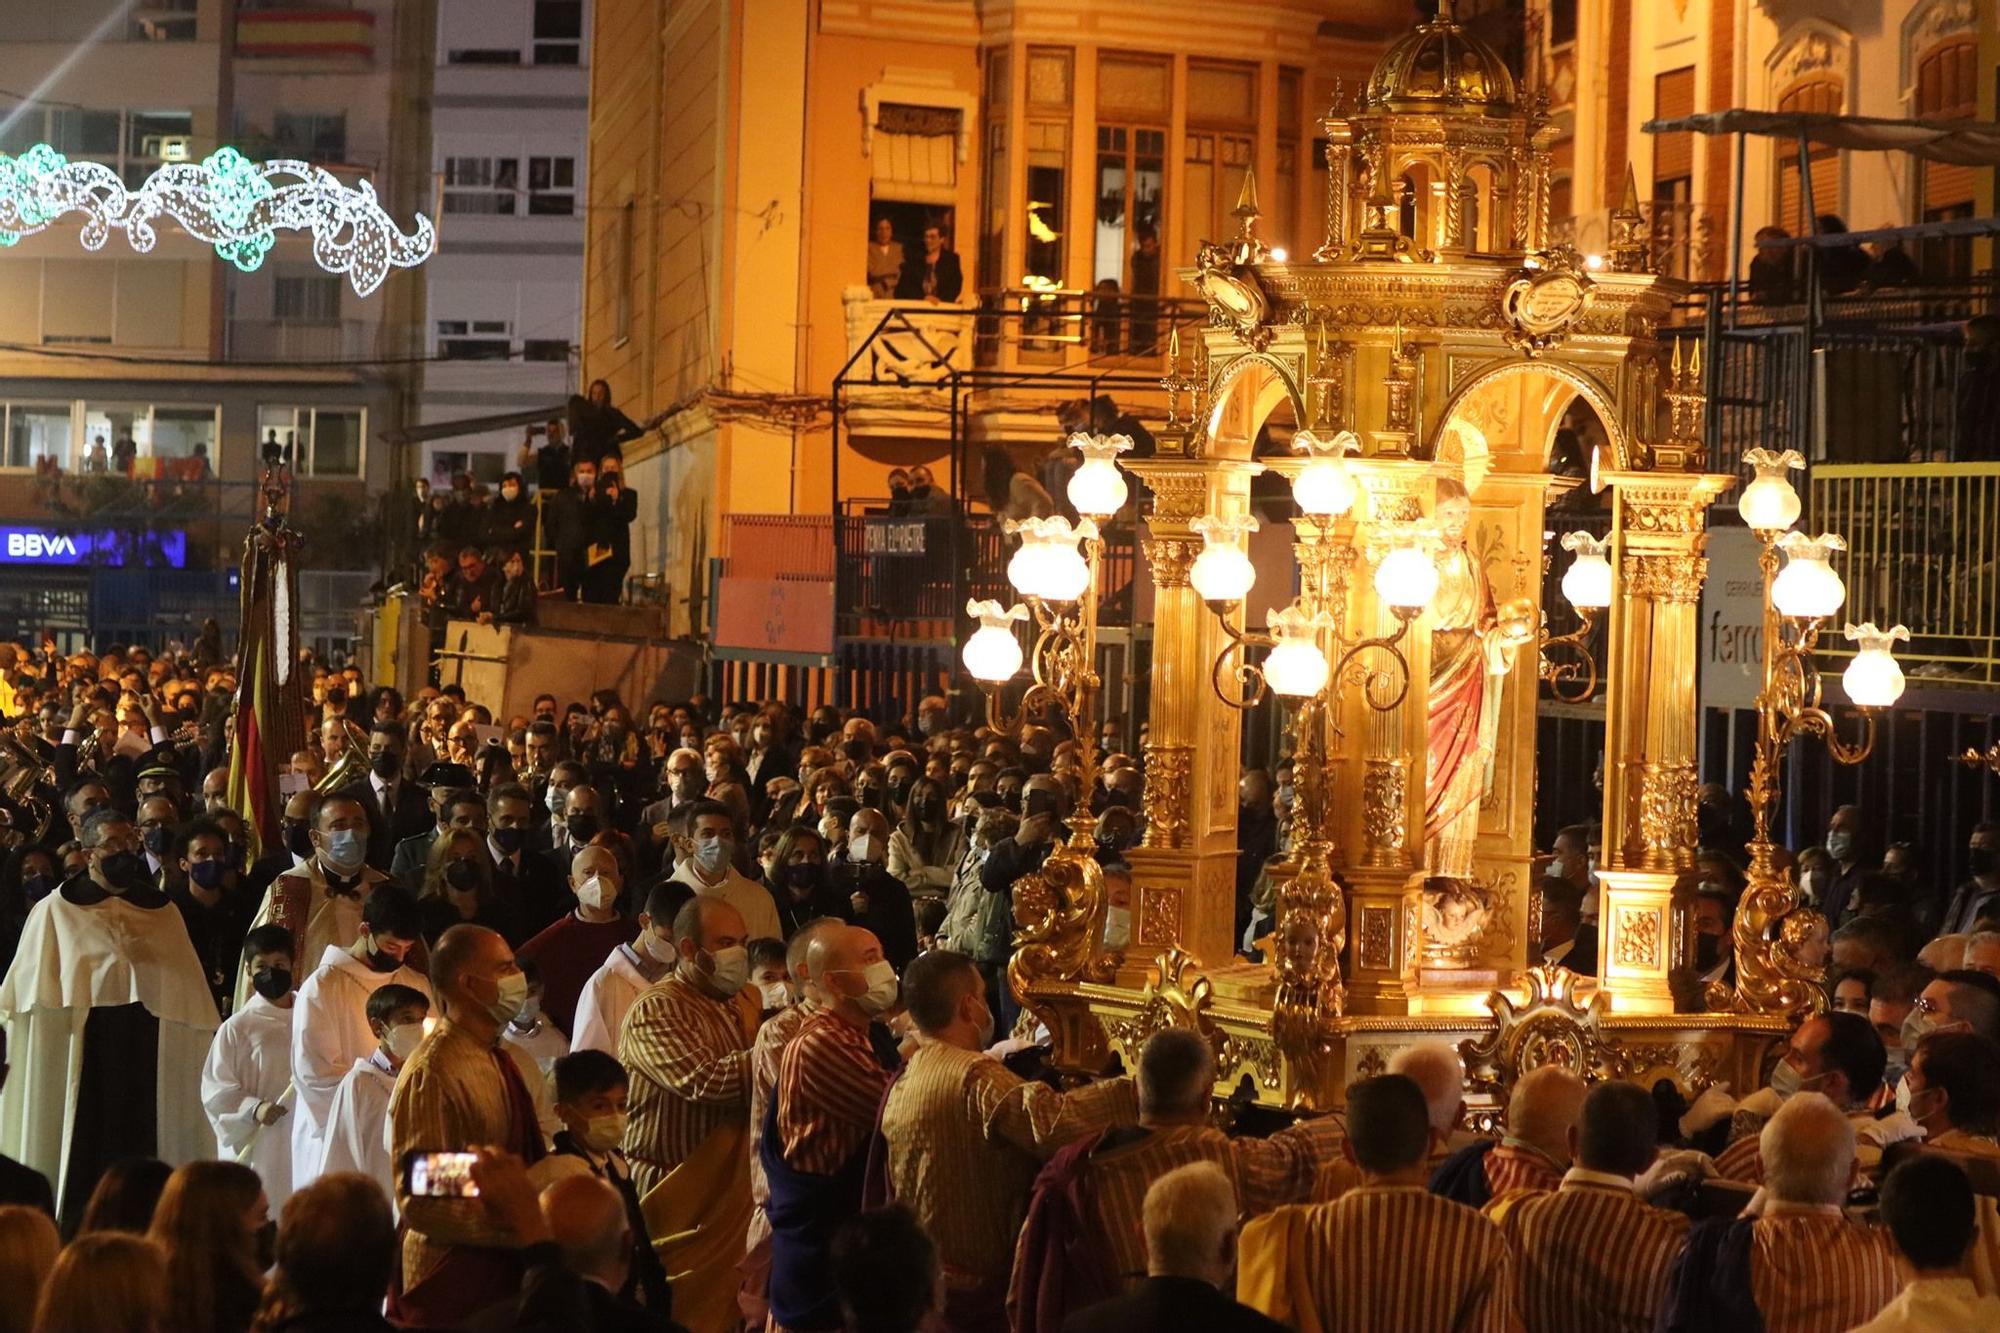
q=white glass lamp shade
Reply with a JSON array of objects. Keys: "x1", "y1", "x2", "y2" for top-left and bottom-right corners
[
  {"x1": 1771, "y1": 531, "x2": 1847, "y2": 619},
  {"x1": 1188, "y1": 514, "x2": 1260, "y2": 603},
  {"x1": 1004, "y1": 516, "x2": 1097, "y2": 601},
  {"x1": 1374, "y1": 540, "x2": 1440, "y2": 611},
  {"x1": 1265, "y1": 603, "x2": 1332, "y2": 697},
  {"x1": 1558, "y1": 531, "x2": 1613, "y2": 609},
  {"x1": 1005, "y1": 539, "x2": 1046, "y2": 597},
  {"x1": 1289, "y1": 428, "x2": 1360, "y2": 517},
  {"x1": 1740, "y1": 447, "x2": 1805, "y2": 533},
  {"x1": 1841, "y1": 622, "x2": 1909, "y2": 707},
  {"x1": 961, "y1": 599, "x2": 1028, "y2": 682},
  {"x1": 1066, "y1": 432, "x2": 1133, "y2": 519}
]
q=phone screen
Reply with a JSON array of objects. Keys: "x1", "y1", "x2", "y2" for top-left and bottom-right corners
[{"x1": 401, "y1": 1150, "x2": 480, "y2": 1198}]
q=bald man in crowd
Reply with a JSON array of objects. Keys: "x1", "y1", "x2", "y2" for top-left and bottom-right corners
[
  {"x1": 618, "y1": 896, "x2": 759, "y2": 1332},
  {"x1": 1320, "y1": 1040, "x2": 1467, "y2": 1202},
  {"x1": 515, "y1": 843, "x2": 640, "y2": 1037},
  {"x1": 1487, "y1": 1079, "x2": 1690, "y2": 1333},
  {"x1": 1435, "y1": 1065, "x2": 1586, "y2": 1206},
  {"x1": 765, "y1": 925, "x2": 901, "y2": 1333},
  {"x1": 389, "y1": 923, "x2": 547, "y2": 1325},
  {"x1": 1661, "y1": 1092, "x2": 1899, "y2": 1332},
  {"x1": 1010, "y1": 1028, "x2": 1345, "y2": 1331},
  {"x1": 881, "y1": 949, "x2": 1138, "y2": 1331}
]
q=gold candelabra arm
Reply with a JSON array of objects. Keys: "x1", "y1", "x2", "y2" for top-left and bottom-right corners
[
  {"x1": 1537, "y1": 605, "x2": 1599, "y2": 704},
  {"x1": 1205, "y1": 603, "x2": 1279, "y2": 711},
  {"x1": 1329, "y1": 605, "x2": 1420, "y2": 714}
]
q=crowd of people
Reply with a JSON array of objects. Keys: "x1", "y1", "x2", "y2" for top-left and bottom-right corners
[{"x1": 0, "y1": 633, "x2": 1995, "y2": 1332}]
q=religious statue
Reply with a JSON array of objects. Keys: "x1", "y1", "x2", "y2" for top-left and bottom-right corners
[{"x1": 1422, "y1": 477, "x2": 1534, "y2": 890}]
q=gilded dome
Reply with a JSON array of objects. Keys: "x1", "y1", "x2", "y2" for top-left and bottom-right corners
[{"x1": 1363, "y1": 9, "x2": 1517, "y2": 116}]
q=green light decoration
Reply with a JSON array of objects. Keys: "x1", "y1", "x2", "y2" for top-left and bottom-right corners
[{"x1": 0, "y1": 143, "x2": 435, "y2": 297}]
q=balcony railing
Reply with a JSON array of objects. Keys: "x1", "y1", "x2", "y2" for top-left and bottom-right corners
[
  {"x1": 1812, "y1": 463, "x2": 2000, "y2": 687},
  {"x1": 225, "y1": 317, "x2": 375, "y2": 362},
  {"x1": 973, "y1": 287, "x2": 1206, "y2": 372},
  {"x1": 1557, "y1": 200, "x2": 1718, "y2": 282}
]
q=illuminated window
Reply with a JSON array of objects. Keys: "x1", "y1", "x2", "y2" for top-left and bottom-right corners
[
  {"x1": 527, "y1": 156, "x2": 575, "y2": 215},
  {"x1": 257, "y1": 406, "x2": 365, "y2": 478}
]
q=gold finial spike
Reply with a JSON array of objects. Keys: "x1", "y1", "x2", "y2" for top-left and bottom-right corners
[
  {"x1": 1620, "y1": 164, "x2": 1641, "y2": 216},
  {"x1": 1233, "y1": 166, "x2": 1262, "y2": 228},
  {"x1": 1168, "y1": 323, "x2": 1181, "y2": 363},
  {"x1": 1689, "y1": 337, "x2": 1702, "y2": 379},
  {"x1": 1671, "y1": 338, "x2": 1682, "y2": 379}
]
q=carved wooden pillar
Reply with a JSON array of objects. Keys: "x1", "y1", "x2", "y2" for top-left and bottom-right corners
[
  {"x1": 1123, "y1": 459, "x2": 1253, "y2": 970},
  {"x1": 1597, "y1": 471, "x2": 1734, "y2": 1013}
]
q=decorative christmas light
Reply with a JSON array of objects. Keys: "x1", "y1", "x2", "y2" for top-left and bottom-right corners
[{"x1": 0, "y1": 144, "x2": 435, "y2": 297}]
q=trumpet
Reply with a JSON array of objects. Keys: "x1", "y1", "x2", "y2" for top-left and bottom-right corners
[
  {"x1": 0, "y1": 729, "x2": 55, "y2": 847},
  {"x1": 315, "y1": 718, "x2": 372, "y2": 793}
]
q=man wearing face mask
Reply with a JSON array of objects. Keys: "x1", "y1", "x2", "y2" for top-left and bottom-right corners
[
  {"x1": 880, "y1": 949, "x2": 1138, "y2": 1331},
  {"x1": 200, "y1": 924, "x2": 299, "y2": 1212},
  {"x1": 289, "y1": 884, "x2": 432, "y2": 1192},
  {"x1": 572, "y1": 881, "x2": 687, "y2": 1057},
  {"x1": 1713, "y1": 1010, "x2": 1894, "y2": 1184},
  {"x1": 767, "y1": 924, "x2": 902, "y2": 1333},
  {"x1": 0, "y1": 808, "x2": 217, "y2": 1233},
  {"x1": 1908, "y1": 969, "x2": 2000, "y2": 1046},
  {"x1": 619, "y1": 897, "x2": 760, "y2": 1329},
  {"x1": 171, "y1": 819, "x2": 256, "y2": 1019},
  {"x1": 517, "y1": 845, "x2": 640, "y2": 1038},
  {"x1": 136, "y1": 793, "x2": 182, "y2": 892},
  {"x1": 389, "y1": 923, "x2": 550, "y2": 1326},
  {"x1": 1820, "y1": 804, "x2": 1868, "y2": 927},
  {"x1": 236, "y1": 793, "x2": 390, "y2": 1013},
  {"x1": 640, "y1": 747, "x2": 709, "y2": 874},
  {"x1": 339, "y1": 721, "x2": 430, "y2": 873},
  {"x1": 529, "y1": 760, "x2": 587, "y2": 856},
  {"x1": 837, "y1": 807, "x2": 919, "y2": 970},
  {"x1": 671, "y1": 799, "x2": 783, "y2": 944},
  {"x1": 389, "y1": 763, "x2": 478, "y2": 884},
  {"x1": 1942, "y1": 822, "x2": 2000, "y2": 936}
]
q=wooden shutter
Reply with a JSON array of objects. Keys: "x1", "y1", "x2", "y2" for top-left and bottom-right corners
[
  {"x1": 1775, "y1": 78, "x2": 1842, "y2": 234},
  {"x1": 1918, "y1": 41, "x2": 1977, "y2": 213},
  {"x1": 1653, "y1": 67, "x2": 1695, "y2": 187}
]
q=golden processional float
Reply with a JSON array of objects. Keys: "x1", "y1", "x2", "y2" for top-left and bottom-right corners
[{"x1": 964, "y1": 8, "x2": 1909, "y2": 1119}]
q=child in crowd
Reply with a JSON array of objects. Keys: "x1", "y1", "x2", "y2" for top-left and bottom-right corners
[
  {"x1": 318, "y1": 983, "x2": 429, "y2": 1201},
  {"x1": 500, "y1": 958, "x2": 569, "y2": 1081},
  {"x1": 199, "y1": 925, "x2": 298, "y2": 1210},
  {"x1": 749, "y1": 937, "x2": 791, "y2": 1015}
]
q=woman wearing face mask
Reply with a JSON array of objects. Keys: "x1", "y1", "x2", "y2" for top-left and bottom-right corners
[
  {"x1": 888, "y1": 777, "x2": 958, "y2": 902},
  {"x1": 491, "y1": 548, "x2": 537, "y2": 626},
  {"x1": 147, "y1": 1159, "x2": 269, "y2": 1333},
  {"x1": 768, "y1": 825, "x2": 841, "y2": 937},
  {"x1": 418, "y1": 829, "x2": 516, "y2": 945},
  {"x1": 485, "y1": 470, "x2": 533, "y2": 548}
]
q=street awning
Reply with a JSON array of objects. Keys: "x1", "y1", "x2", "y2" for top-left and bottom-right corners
[
  {"x1": 1643, "y1": 110, "x2": 2000, "y2": 167},
  {"x1": 1770, "y1": 214, "x2": 2000, "y2": 248},
  {"x1": 378, "y1": 404, "x2": 568, "y2": 445}
]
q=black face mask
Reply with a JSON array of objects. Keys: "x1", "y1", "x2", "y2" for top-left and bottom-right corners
[
  {"x1": 673, "y1": 771, "x2": 705, "y2": 799},
  {"x1": 1972, "y1": 848, "x2": 1999, "y2": 877},
  {"x1": 1695, "y1": 933, "x2": 1722, "y2": 972},
  {"x1": 20, "y1": 872, "x2": 53, "y2": 904},
  {"x1": 189, "y1": 859, "x2": 229, "y2": 890},
  {"x1": 1025, "y1": 790, "x2": 1060, "y2": 820},
  {"x1": 284, "y1": 822, "x2": 314, "y2": 859},
  {"x1": 566, "y1": 814, "x2": 600, "y2": 843},
  {"x1": 999, "y1": 788, "x2": 1022, "y2": 813},
  {"x1": 371, "y1": 752, "x2": 402, "y2": 780},
  {"x1": 444, "y1": 858, "x2": 481, "y2": 891},
  {"x1": 255, "y1": 1219, "x2": 277, "y2": 1271},
  {"x1": 856, "y1": 787, "x2": 884, "y2": 812},
  {"x1": 890, "y1": 484, "x2": 909, "y2": 498},
  {"x1": 842, "y1": 740, "x2": 872, "y2": 765},
  {"x1": 251, "y1": 966, "x2": 292, "y2": 1000},
  {"x1": 785, "y1": 862, "x2": 821, "y2": 896},
  {"x1": 888, "y1": 778, "x2": 913, "y2": 805},
  {"x1": 142, "y1": 825, "x2": 173, "y2": 857},
  {"x1": 99, "y1": 850, "x2": 151, "y2": 892},
  {"x1": 491, "y1": 825, "x2": 523, "y2": 856}
]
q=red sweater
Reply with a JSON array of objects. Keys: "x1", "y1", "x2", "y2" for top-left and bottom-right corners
[{"x1": 516, "y1": 911, "x2": 641, "y2": 1037}]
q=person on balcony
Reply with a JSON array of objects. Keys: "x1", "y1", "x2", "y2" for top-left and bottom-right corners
[
  {"x1": 1129, "y1": 223, "x2": 1162, "y2": 352},
  {"x1": 1954, "y1": 317, "x2": 2000, "y2": 462},
  {"x1": 486, "y1": 472, "x2": 534, "y2": 550},
  {"x1": 982, "y1": 446, "x2": 1054, "y2": 523},
  {"x1": 1747, "y1": 226, "x2": 1795, "y2": 305},
  {"x1": 894, "y1": 224, "x2": 963, "y2": 303},
  {"x1": 85, "y1": 435, "x2": 108, "y2": 473},
  {"x1": 568, "y1": 379, "x2": 648, "y2": 470},
  {"x1": 1816, "y1": 215, "x2": 1871, "y2": 296},
  {"x1": 866, "y1": 217, "x2": 904, "y2": 299},
  {"x1": 1866, "y1": 236, "x2": 1921, "y2": 289},
  {"x1": 904, "y1": 464, "x2": 952, "y2": 517}
]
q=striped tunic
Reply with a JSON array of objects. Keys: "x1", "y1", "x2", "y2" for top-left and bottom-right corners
[
  {"x1": 618, "y1": 971, "x2": 754, "y2": 1195},
  {"x1": 1931, "y1": 1130, "x2": 2000, "y2": 1296},
  {"x1": 1748, "y1": 1206, "x2": 1900, "y2": 1333},
  {"x1": 881, "y1": 1041, "x2": 1138, "y2": 1282},
  {"x1": 1080, "y1": 1118, "x2": 1345, "y2": 1285},
  {"x1": 1715, "y1": 1111, "x2": 1887, "y2": 1184},
  {"x1": 776, "y1": 1009, "x2": 894, "y2": 1174},
  {"x1": 1486, "y1": 1171, "x2": 1689, "y2": 1332},
  {"x1": 1482, "y1": 1140, "x2": 1565, "y2": 1197},
  {"x1": 1241, "y1": 1184, "x2": 1515, "y2": 1333},
  {"x1": 750, "y1": 1002, "x2": 814, "y2": 1211}
]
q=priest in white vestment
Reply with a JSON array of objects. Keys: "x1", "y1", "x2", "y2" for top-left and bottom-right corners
[
  {"x1": 234, "y1": 792, "x2": 391, "y2": 1011},
  {"x1": 569, "y1": 938, "x2": 668, "y2": 1055},
  {"x1": 0, "y1": 810, "x2": 216, "y2": 1231},
  {"x1": 289, "y1": 884, "x2": 431, "y2": 1190}
]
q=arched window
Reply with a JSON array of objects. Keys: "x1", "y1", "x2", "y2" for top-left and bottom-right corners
[
  {"x1": 1774, "y1": 76, "x2": 1842, "y2": 234},
  {"x1": 1914, "y1": 37, "x2": 1977, "y2": 278}
]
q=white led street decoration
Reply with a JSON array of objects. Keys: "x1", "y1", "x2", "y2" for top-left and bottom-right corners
[{"x1": 0, "y1": 144, "x2": 436, "y2": 297}]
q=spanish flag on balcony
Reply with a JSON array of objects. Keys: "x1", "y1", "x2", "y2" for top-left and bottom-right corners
[{"x1": 225, "y1": 490, "x2": 307, "y2": 859}]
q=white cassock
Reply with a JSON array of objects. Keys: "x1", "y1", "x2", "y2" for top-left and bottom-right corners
[
  {"x1": 289, "y1": 945, "x2": 431, "y2": 1190},
  {"x1": 569, "y1": 944, "x2": 660, "y2": 1055},
  {"x1": 200, "y1": 993, "x2": 296, "y2": 1209},
  {"x1": 501, "y1": 1014, "x2": 569, "y2": 1085},
  {"x1": 0, "y1": 885, "x2": 217, "y2": 1219},
  {"x1": 320, "y1": 1051, "x2": 398, "y2": 1200},
  {"x1": 232, "y1": 861, "x2": 389, "y2": 1012}
]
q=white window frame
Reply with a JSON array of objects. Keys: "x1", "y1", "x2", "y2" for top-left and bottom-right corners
[
  {"x1": 442, "y1": 156, "x2": 519, "y2": 215},
  {"x1": 257, "y1": 404, "x2": 368, "y2": 480}
]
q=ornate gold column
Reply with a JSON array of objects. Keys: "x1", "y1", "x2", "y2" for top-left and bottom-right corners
[
  {"x1": 1596, "y1": 471, "x2": 1734, "y2": 1013},
  {"x1": 1124, "y1": 457, "x2": 1254, "y2": 971}
]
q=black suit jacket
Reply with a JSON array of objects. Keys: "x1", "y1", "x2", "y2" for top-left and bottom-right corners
[
  {"x1": 1061, "y1": 1276, "x2": 1287, "y2": 1333},
  {"x1": 894, "y1": 248, "x2": 964, "y2": 301},
  {"x1": 338, "y1": 779, "x2": 432, "y2": 874},
  {"x1": 495, "y1": 848, "x2": 572, "y2": 944},
  {"x1": 0, "y1": 1152, "x2": 53, "y2": 1217}
]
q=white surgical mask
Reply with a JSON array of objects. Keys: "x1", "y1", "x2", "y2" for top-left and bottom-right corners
[
  {"x1": 694, "y1": 837, "x2": 732, "y2": 877},
  {"x1": 851, "y1": 959, "x2": 899, "y2": 1015},
  {"x1": 576, "y1": 873, "x2": 613, "y2": 911},
  {"x1": 321, "y1": 828, "x2": 366, "y2": 874},
  {"x1": 704, "y1": 944, "x2": 749, "y2": 995},
  {"x1": 1104, "y1": 905, "x2": 1132, "y2": 949},
  {"x1": 385, "y1": 1021, "x2": 425, "y2": 1062},
  {"x1": 848, "y1": 832, "x2": 878, "y2": 864},
  {"x1": 643, "y1": 929, "x2": 677, "y2": 966},
  {"x1": 758, "y1": 979, "x2": 792, "y2": 1010},
  {"x1": 580, "y1": 1110, "x2": 629, "y2": 1154},
  {"x1": 488, "y1": 969, "x2": 530, "y2": 1024}
]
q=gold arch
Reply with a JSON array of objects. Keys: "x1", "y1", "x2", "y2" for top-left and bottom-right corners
[
  {"x1": 1204, "y1": 352, "x2": 1309, "y2": 462},
  {"x1": 1427, "y1": 357, "x2": 1630, "y2": 471}
]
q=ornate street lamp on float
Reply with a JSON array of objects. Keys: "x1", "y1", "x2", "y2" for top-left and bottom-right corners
[{"x1": 1717, "y1": 448, "x2": 1908, "y2": 1015}]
